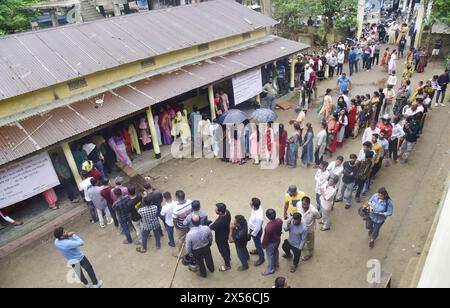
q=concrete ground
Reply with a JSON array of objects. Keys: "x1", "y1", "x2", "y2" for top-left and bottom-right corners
[{"x1": 0, "y1": 51, "x2": 449, "y2": 288}]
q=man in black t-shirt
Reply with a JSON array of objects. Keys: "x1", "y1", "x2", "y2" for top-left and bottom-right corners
[
  {"x1": 209, "y1": 203, "x2": 231, "y2": 272},
  {"x1": 336, "y1": 154, "x2": 358, "y2": 209},
  {"x1": 128, "y1": 186, "x2": 143, "y2": 245}
]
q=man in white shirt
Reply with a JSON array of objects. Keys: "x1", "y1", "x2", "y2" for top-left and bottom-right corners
[
  {"x1": 248, "y1": 198, "x2": 265, "y2": 266},
  {"x1": 297, "y1": 196, "x2": 321, "y2": 261},
  {"x1": 161, "y1": 192, "x2": 177, "y2": 247},
  {"x1": 402, "y1": 102, "x2": 424, "y2": 119},
  {"x1": 362, "y1": 121, "x2": 381, "y2": 144},
  {"x1": 304, "y1": 64, "x2": 314, "y2": 83},
  {"x1": 78, "y1": 174, "x2": 98, "y2": 224},
  {"x1": 315, "y1": 161, "x2": 330, "y2": 212},
  {"x1": 327, "y1": 156, "x2": 344, "y2": 186}
]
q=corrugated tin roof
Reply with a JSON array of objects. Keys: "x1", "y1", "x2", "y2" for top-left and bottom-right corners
[
  {"x1": 0, "y1": 0, "x2": 277, "y2": 100},
  {"x1": 0, "y1": 36, "x2": 308, "y2": 166}
]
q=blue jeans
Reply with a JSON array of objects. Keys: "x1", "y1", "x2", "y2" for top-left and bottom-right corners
[
  {"x1": 236, "y1": 245, "x2": 249, "y2": 268},
  {"x1": 264, "y1": 241, "x2": 280, "y2": 274},
  {"x1": 119, "y1": 219, "x2": 133, "y2": 243},
  {"x1": 252, "y1": 230, "x2": 265, "y2": 261},
  {"x1": 86, "y1": 201, "x2": 98, "y2": 222},
  {"x1": 166, "y1": 225, "x2": 175, "y2": 247},
  {"x1": 94, "y1": 160, "x2": 107, "y2": 181},
  {"x1": 142, "y1": 229, "x2": 161, "y2": 250},
  {"x1": 266, "y1": 96, "x2": 275, "y2": 110},
  {"x1": 366, "y1": 217, "x2": 384, "y2": 242},
  {"x1": 316, "y1": 193, "x2": 322, "y2": 211}
]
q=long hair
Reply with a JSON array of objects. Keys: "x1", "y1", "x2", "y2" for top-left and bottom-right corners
[
  {"x1": 279, "y1": 124, "x2": 285, "y2": 140},
  {"x1": 378, "y1": 187, "x2": 391, "y2": 202}
]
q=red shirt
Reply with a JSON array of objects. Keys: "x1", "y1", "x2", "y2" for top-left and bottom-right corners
[
  {"x1": 262, "y1": 218, "x2": 283, "y2": 247},
  {"x1": 101, "y1": 187, "x2": 113, "y2": 205},
  {"x1": 88, "y1": 169, "x2": 102, "y2": 185},
  {"x1": 377, "y1": 123, "x2": 393, "y2": 139}
]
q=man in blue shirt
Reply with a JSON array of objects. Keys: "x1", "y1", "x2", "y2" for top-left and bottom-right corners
[
  {"x1": 365, "y1": 187, "x2": 393, "y2": 248},
  {"x1": 348, "y1": 47, "x2": 358, "y2": 76},
  {"x1": 54, "y1": 227, "x2": 103, "y2": 288},
  {"x1": 337, "y1": 73, "x2": 351, "y2": 94}
]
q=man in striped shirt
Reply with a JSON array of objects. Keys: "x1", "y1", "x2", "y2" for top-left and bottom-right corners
[{"x1": 172, "y1": 190, "x2": 193, "y2": 254}]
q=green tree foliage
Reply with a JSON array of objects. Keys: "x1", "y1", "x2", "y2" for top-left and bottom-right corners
[
  {"x1": 273, "y1": 0, "x2": 357, "y2": 41},
  {"x1": 428, "y1": 0, "x2": 450, "y2": 26},
  {"x1": 0, "y1": 0, "x2": 40, "y2": 36}
]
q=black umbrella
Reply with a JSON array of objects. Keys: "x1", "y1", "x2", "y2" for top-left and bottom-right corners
[
  {"x1": 217, "y1": 109, "x2": 248, "y2": 125},
  {"x1": 251, "y1": 108, "x2": 277, "y2": 122}
]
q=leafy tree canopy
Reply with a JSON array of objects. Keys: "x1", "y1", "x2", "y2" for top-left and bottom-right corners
[
  {"x1": 428, "y1": 0, "x2": 450, "y2": 26},
  {"x1": 273, "y1": 0, "x2": 357, "y2": 31},
  {"x1": 0, "y1": 0, "x2": 40, "y2": 36}
]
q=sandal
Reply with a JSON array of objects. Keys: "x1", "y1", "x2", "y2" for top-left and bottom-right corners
[
  {"x1": 219, "y1": 265, "x2": 231, "y2": 272},
  {"x1": 136, "y1": 247, "x2": 147, "y2": 253}
]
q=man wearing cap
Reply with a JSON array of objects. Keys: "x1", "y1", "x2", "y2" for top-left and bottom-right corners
[
  {"x1": 54, "y1": 227, "x2": 103, "y2": 288},
  {"x1": 82, "y1": 142, "x2": 106, "y2": 181},
  {"x1": 282, "y1": 212, "x2": 308, "y2": 273},
  {"x1": 319, "y1": 175, "x2": 339, "y2": 231},
  {"x1": 284, "y1": 185, "x2": 306, "y2": 220}
]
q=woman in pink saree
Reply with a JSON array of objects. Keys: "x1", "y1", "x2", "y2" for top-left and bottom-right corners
[
  {"x1": 228, "y1": 124, "x2": 244, "y2": 164},
  {"x1": 108, "y1": 134, "x2": 132, "y2": 166},
  {"x1": 159, "y1": 107, "x2": 173, "y2": 145}
]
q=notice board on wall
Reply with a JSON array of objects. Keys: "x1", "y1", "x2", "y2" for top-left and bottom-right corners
[
  {"x1": 0, "y1": 152, "x2": 60, "y2": 209},
  {"x1": 232, "y1": 68, "x2": 263, "y2": 105}
]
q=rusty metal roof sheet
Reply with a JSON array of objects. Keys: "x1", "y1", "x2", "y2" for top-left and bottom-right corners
[
  {"x1": 0, "y1": 0, "x2": 277, "y2": 100},
  {"x1": 0, "y1": 35, "x2": 307, "y2": 166}
]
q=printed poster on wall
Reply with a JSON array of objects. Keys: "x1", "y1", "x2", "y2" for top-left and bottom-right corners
[
  {"x1": 0, "y1": 152, "x2": 60, "y2": 209},
  {"x1": 232, "y1": 68, "x2": 263, "y2": 105}
]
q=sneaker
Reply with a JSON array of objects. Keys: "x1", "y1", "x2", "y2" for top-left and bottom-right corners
[
  {"x1": 282, "y1": 253, "x2": 292, "y2": 259},
  {"x1": 254, "y1": 259, "x2": 265, "y2": 266},
  {"x1": 290, "y1": 265, "x2": 298, "y2": 273},
  {"x1": 71, "y1": 198, "x2": 81, "y2": 204},
  {"x1": 369, "y1": 241, "x2": 375, "y2": 249},
  {"x1": 335, "y1": 199, "x2": 343, "y2": 203},
  {"x1": 261, "y1": 270, "x2": 275, "y2": 276},
  {"x1": 440, "y1": 103, "x2": 446, "y2": 107},
  {"x1": 90, "y1": 220, "x2": 97, "y2": 224},
  {"x1": 435, "y1": 103, "x2": 439, "y2": 107},
  {"x1": 100, "y1": 224, "x2": 106, "y2": 228},
  {"x1": 249, "y1": 249, "x2": 259, "y2": 255},
  {"x1": 237, "y1": 265, "x2": 249, "y2": 272},
  {"x1": 345, "y1": 204, "x2": 351, "y2": 210},
  {"x1": 82, "y1": 283, "x2": 91, "y2": 289},
  {"x1": 106, "y1": 218, "x2": 114, "y2": 225},
  {"x1": 92, "y1": 280, "x2": 103, "y2": 289},
  {"x1": 123, "y1": 240, "x2": 132, "y2": 245},
  {"x1": 301, "y1": 256, "x2": 311, "y2": 262}
]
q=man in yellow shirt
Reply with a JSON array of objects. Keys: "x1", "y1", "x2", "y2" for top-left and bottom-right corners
[
  {"x1": 284, "y1": 185, "x2": 307, "y2": 220},
  {"x1": 371, "y1": 133, "x2": 382, "y2": 164}
]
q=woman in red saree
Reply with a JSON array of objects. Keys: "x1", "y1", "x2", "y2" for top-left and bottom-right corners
[
  {"x1": 416, "y1": 49, "x2": 427, "y2": 73},
  {"x1": 380, "y1": 48, "x2": 389, "y2": 72},
  {"x1": 327, "y1": 113, "x2": 340, "y2": 154},
  {"x1": 347, "y1": 100, "x2": 357, "y2": 137},
  {"x1": 278, "y1": 124, "x2": 288, "y2": 165}
]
